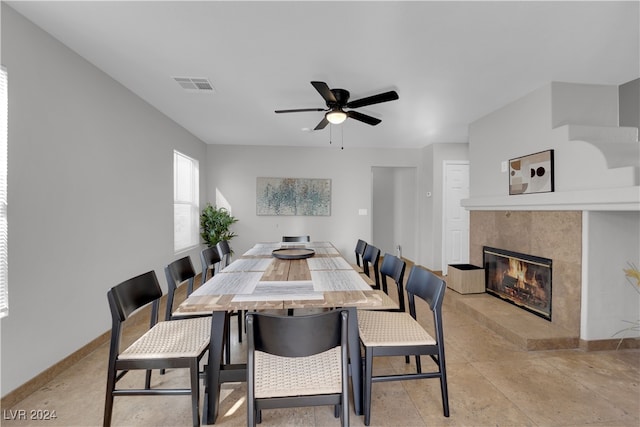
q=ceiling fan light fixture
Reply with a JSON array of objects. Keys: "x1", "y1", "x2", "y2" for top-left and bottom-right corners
[{"x1": 326, "y1": 110, "x2": 347, "y2": 124}]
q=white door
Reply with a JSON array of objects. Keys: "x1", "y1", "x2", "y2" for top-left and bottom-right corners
[{"x1": 442, "y1": 161, "x2": 470, "y2": 275}]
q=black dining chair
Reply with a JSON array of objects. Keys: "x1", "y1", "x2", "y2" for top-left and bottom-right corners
[
  {"x1": 246, "y1": 310, "x2": 349, "y2": 426},
  {"x1": 216, "y1": 240, "x2": 233, "y2": 269},
  {"x1": 104, "y1": 270, "x2": 210, "y2": 427},
  {"x1": 361, "y1": 244, "x2": 381, "y2": 290},
  {"x1": 359, "y1": 252, "x2": 410, "y2": 364},
  {"x1": 164, "y1": 256, "x2": 197, "y2": 321},
  {"x1": 200, "y1": 246, "x2": 221, "y2": 283},
  {"x1": 358, "y1": 266, "x2": 449, "y2": 426},
  {"x1": 379, "y1": 253, "x2": 407, "y2": 312},
  {"x1": 282, "y1": 235, "x2": 311, "y2": 242},
  {"x1": 354, "y1": 239, "x2": 368, "y2": 269}
]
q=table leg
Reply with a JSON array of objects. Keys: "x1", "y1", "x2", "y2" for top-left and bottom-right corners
[
  {"x1": 346, "y1": 307, "x2": 362, "y2": 415},
  {"x1": 203, "y1": 311, "x2": 227, "y2": 424}
]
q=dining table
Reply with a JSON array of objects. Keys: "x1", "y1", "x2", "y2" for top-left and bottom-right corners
[{"x1": 175, "y1": 241, "x2": 398, "y2": 424}]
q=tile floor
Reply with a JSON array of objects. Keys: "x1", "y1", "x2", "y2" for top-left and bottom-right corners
[{"x1": 2, "y1": 288, "x2": 639, "y2": 426}]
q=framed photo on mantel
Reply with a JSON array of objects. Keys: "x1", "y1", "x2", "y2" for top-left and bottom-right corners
[{"x1": 509, "y1": 150, "x2": 554, "y2": 195}]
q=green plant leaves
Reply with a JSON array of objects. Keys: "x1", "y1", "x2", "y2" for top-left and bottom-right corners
[{"x1": 200, "y1": 203, "x2": 238, "y2": 247}]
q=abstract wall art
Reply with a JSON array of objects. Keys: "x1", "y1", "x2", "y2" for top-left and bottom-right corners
[
  {"x1": 509, "y1": 150, "x2": 554, "y2": 195},
  {"x1": 256, "y1": 177, "x2": 331, "y2": 216}
]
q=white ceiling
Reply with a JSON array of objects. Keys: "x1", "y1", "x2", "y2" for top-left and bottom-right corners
[{"x1": 6, "y1": 1, "x2": 639, "y2": 149}]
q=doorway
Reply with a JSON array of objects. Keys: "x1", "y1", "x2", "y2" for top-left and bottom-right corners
[
  {"x1": 371, "y1": 167, "x2": 418, "y2": 261},
  {"x1": 442, "y1": 161, "x2": 470, "y2": 275}
]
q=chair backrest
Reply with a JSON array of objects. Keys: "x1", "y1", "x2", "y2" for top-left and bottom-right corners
[
  {"x1": 282, "y1": 235, "x2": 310, "y2": 242},
  {"x1": 405, "y1": 266, "x2": 446, "y2": 340},
  {"x1": 107, "y1": 270, "x2": 162, "y2": 328},
  {"x1": 362, "y1": 244, "x2": 381, "y2": 289},
  {"x1": 246, "y1": 310, "x2": 348, "y2": 357},
  {"x1": 216, "y1": 240, "x2": 232, "y2": 268},
  {"x1": 380, "y1": 253, "x2": 407, "y2": 311},
  {"x1": 355, "y1": 239, "x2": 367, "y2": 267},
  {"x1": 164, "y1": 256, "x2": 196, "y2": 320},
  {"x1": 200, "y1": 246, "x2": 221, "y2": 282}
]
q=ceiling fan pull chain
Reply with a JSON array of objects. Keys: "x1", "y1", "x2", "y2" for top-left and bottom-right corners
[
  {"x1": 341, "y1": 125, "x2": 344, "y2": 150},
  {"x1": 329, "y1": 124, "x2": 332, "y2": 144}
]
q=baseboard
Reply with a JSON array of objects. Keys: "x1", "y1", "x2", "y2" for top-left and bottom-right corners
[{"x1": 579, "y1": 337, "x2": 640, "y2": 351}]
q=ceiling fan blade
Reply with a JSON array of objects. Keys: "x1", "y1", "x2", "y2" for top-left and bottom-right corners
[
  {"x1": 347, "y1": 110, "x2": 382, "y2": 126},
  {"x1": 311, "y1": 81, "x2": 337, "y2": 104},
  {"x1": 345, "y1": 90, "x2": 399, "y2": 109},
  {"x1": 314, "y1": 116, "x2": 330, "y2": 130},
  {"x1": 275, "y1": 108, "x2": 325, "y2": 113}
]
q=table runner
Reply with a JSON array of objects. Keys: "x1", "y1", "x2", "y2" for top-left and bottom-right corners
[
  {"x1": 231, "y1": 280, "x2": 324, "y2": 302},
  {"x1": 306, "y1": 256, "x2": 352, "y2": 271},
  {"x1": 310, "y1": 270, "x2": 372, "y2": 291}
]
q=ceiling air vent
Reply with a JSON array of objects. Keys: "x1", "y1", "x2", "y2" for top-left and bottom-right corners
[{"x1": 173, "y1": 77, "x2": 215, "y2": 93}]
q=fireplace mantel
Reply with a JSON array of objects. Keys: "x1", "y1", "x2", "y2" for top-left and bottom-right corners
[{"x1": 462, "y1": 186, "x2": 639, "y2": 211}]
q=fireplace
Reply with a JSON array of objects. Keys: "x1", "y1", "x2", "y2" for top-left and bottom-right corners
[{"x1": 483, "y1": 246, "x2": 553, "y2": 321}]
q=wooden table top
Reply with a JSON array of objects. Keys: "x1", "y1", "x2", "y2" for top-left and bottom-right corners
[{"x1": 176, "y1": 242, "x2": 397, "y2": 314}]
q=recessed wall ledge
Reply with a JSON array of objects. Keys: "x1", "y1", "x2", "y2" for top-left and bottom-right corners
[{"x1": 461, "y1": 186, "x2": 640, "y2": 211}]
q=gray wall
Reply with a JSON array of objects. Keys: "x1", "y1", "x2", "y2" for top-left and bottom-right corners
[
  {"x1": 205, "y1": 144, "x2": 422, "y2": 265},
  {"x1": 1, "y1": 5, "x2": 207, "y2": 396},
  {"x1": 619, "y1": 78, "x2": 640, "y2": 128},
  {"x1": 372, "y1": 166, "x2": 417, "y2": 260}
]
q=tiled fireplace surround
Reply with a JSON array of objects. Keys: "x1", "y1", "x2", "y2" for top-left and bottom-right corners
[{"x1": 460, "y1": 210, "x2": 583, "y2": 350}]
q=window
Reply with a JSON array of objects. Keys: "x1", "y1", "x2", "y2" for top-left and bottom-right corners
[
  {"x1": 0, "y1": 66, "x2": 8, "y2": 318},
  {"x1": 174, "y1": 150, "x2": 199, "y2": 252}
]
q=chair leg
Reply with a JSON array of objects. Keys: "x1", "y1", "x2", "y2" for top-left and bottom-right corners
[
  {"x1": 225, "y1": 313, "x2": 231, "y2": 364},
  {"x1": 415, "y1": 355, "x2": 422, "y2": 373},
  {"x1": 440, "y1": 373, "x2": 450, "y2": 417},
  {"x1": 438, "y1": 353, "x2": 450, "y2": 417},
  {"x1": 144, "y1": 369, "x2": 152, "y2": 389},
  {"x1": 363, "y1": 348, "x2": 373, "y2": 426},
  {"x1": 237, "y1": 310, "x2": 243, "y2": 342},
  {"x1": 103, "y1": 364, "x2": 117, "y2": 427},
  {"x1": 342, "y1": 397, "x2": 349, "y2": 427},
  {"x1": 190, "y1": 360, "x2": 201, "y2": 427}
]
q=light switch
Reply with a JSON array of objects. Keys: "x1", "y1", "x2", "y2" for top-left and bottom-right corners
[
  {"x1": 501, "y1": 160, "x2": 508, "y2": 173},
  {"x1": 358, "y1": 209, "x2": 368, "y2": 216}
]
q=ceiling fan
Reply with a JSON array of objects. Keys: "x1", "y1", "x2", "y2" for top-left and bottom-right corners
[{"x1": 275, "y1": 81, "x2": 399, "y2": 130}]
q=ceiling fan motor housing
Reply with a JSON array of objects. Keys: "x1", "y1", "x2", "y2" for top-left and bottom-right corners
[{"x1": 329, "y1": 88, "x2": 350, "y2": 108}]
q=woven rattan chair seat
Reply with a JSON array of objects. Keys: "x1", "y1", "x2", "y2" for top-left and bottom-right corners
[
  {"x1": 358, "y1": 310, "x2": 435, "y2": 347},
  {"x1": 254, "y1": 347, "x2": 343, "y2": 398},
  {"x1": 120, "y1": 317, "x2": 211, "y2": 360}
]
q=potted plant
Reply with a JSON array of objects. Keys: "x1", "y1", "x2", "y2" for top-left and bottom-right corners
[{"x1": 200, "y1": 203, "x2": 238, "y2": 248}]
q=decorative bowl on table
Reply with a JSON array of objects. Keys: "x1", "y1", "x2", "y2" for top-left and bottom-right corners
[{"x1": 271, "y1": 248, "x2": 315, "y2": 260}]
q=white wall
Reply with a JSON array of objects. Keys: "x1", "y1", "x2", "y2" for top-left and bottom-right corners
[
  {"x1": 1, "y1": 5, "x2": 207, "y2": 397},
  {"x1": 420, "y1": 143, "x2": 469, "y2": 270},
  {"x1": 582, "y1": 211, "x2": 640, "y2": 340},
  {"x1": 468, "y1": 82, "x2": 634, "y2": 199},
  {"x1": 205, "y1": 145, "x2": 421, "y2": 264}
]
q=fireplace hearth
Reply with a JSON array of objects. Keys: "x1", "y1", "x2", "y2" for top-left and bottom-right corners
[{"x1": 483, "y1": 246, "x2": 553, "y2": 321}]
